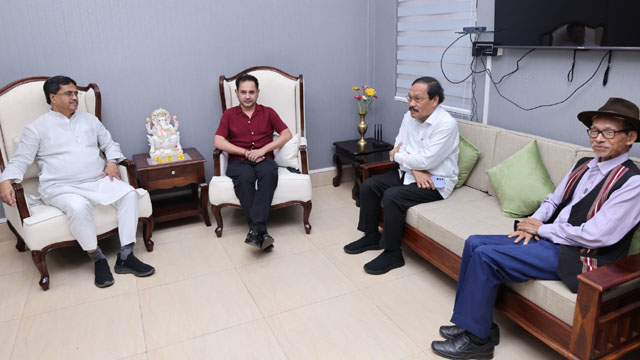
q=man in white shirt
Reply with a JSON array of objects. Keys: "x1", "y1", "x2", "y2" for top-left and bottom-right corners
[
  {"x1": 344, "y1": 77, "x2": 459, "y2": 274},
  {"x1": 0, "y1": 75, "x2": 155, "y2": 288}
]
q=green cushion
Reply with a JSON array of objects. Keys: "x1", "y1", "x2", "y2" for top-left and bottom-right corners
[
  {"x1": 456, "y1": 135, "x2": 482, "y2": 188},
  {"x1": 486, "y1": 140, "x2": 555, "y2": 218},
  {"x1": 629, "y1": 227, "x2": 640, "y2": 256}
]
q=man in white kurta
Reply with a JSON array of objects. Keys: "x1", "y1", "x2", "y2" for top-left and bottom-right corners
[{"x1": 0, "y1": 75, "x2": 154, "y2": 288}]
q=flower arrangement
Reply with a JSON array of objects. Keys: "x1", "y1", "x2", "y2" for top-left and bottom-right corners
[{"x1": 352, "y1": 85, "x2": 378, "y2": 115}]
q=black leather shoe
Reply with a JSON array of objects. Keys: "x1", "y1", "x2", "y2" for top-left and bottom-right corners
[
  {"x1": 245, "y1": 231, "x2": 261, "y2": 247},
  {"x1": 439, "y1": 324, "x2": 500, "y2": 346},
  {"x1": 431, "y1": 332, "x2": 494, "y2": 359},
  {"x1": 363, "y1": 249, "x2": 404, "y2": 275},
  {"x1": 259, "y1": 233, "x2": 275, "y2": 251},
  {"x1": 344, "y1": 232, "x2": 381, "y2": 254},
  {"x1": 114, "y1": 253, "x2": 155, "y2": 277},
  {"x1": 94, "y1": 258, "x2": 114, "y2": 288}
]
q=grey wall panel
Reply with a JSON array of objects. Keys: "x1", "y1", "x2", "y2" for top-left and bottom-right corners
[{"x1": 0, "y1": 0, "x2": 372, "y2": 178}]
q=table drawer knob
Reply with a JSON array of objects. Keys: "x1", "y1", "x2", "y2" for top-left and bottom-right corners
[{"x1": 171, "y1": 170, "x2": 176, "y2": 175}]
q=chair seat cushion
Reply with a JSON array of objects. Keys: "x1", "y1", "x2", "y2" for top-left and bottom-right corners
[
  {"x1": 209, "y1": 167, "x2": 312, "y2": 206},
  {"x1": 16, "y1": 190, "x2": 152, "y2": 251}
]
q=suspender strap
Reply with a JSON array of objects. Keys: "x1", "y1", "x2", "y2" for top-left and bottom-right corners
[
  {"x1": 561, "y1": 160, "x2": 590, "y2": 202},
  {"x1": 587, "y1": 164, "x2": 629, "y2": 220}
]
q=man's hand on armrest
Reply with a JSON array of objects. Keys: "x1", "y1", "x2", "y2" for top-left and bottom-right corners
[
  {"x1": 102, "y1": 162, "x2": 122, "y2": 181},
  {"x1": 411, "y1": 169, "x2": 434, "y2": 190},
  {"x1": 0, "y1": 179, "x2": 16, "y2": 206}
]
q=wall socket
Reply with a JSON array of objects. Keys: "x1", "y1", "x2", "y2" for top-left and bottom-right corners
[{"x1": 472, "y1": 41, "x2": 500, "y2": 57}]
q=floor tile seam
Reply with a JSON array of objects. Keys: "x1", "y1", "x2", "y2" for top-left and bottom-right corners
[
  {"x1": 314, "y1": 245, "x2": 368, "y2": 290},
  {"x1": 7, "y1": 318, "x2": 21, "y2": 360},
  {"x1": 143, "y1": 316, "x2": 263, "y2": 354},
  {"x1": 363, "y1": 288, "x2": 425, "y2": 353},
  {"x1": 262, "y1": 288, "x2": 364, "y2": 320},
  {"x1": 229, "y1": 266, "x2": 268, "y2": 319},
  {"x1": 0, "y1": 267, "x2": 36, "y2": 278},
  {"x1": 227, "y1": 243, "x2": 318, "y2": 269},
  {"x1": 262, "y1": 313, "x2": 292, "y2": 360},
  {"x1": 357, "y1": 268, "x2": 429, "y2": 292},
  {"x1": 134, "y1": 288, "x2": 149, "y2": 356},
  {"x1": 20, "y1": 288, "x2": 139, "y2": 320},
  {"x1": 1, "y1": 269, "x2": 37, "y2": 324},
  {"x1": 136, "y1": 262, "x2": 237, "y2": 292}
]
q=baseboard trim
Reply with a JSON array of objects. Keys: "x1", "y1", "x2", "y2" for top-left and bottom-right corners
[{"x1": 309, "y1": 165, "x2": 354, "y2": 187}]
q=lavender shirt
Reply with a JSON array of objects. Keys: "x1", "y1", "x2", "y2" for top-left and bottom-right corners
[{"x1": 532, "y1": 153, "x2": 640, "y2": 249}]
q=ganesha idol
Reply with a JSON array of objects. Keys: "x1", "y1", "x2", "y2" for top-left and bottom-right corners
[{"x1": 146, "y1": 108, "x2": 184, "y2": 162}]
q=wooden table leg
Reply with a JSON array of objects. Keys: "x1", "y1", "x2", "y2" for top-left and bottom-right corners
[
  {"x1": 200, "y1": 183, "x2": 211, "y2": 227},
  {"x1": 333, "y1": 153, "x2": 342, "y2": 187}
]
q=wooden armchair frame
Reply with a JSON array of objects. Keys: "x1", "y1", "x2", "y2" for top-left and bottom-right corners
[
  {"x1": 211, "y1": 66, "x2": 312, "y2": 237},
  {"x1": 361, "y1": 161, "x2": 640, "y2": 359},
  {"x1": 0, "y1": 77, "x2": 154, "y2": 290}
]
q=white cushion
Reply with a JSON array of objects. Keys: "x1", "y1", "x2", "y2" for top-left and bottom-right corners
[
  {"x1": 274, "y1": 133, "x2": 300, "y2": 169},
  {"x1": 209, "y1": 167, "x2": 311, "y2": 206}
]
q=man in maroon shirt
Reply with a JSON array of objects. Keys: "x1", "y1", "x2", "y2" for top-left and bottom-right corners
[{"x1": 214, "y1": 74, "x2": 292, "y2": 250}]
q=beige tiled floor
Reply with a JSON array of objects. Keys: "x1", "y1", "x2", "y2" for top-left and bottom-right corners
[{"x1": 0, "y1": 182, "x2": 628, "y2": 359}]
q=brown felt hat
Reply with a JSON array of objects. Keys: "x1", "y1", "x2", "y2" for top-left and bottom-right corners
[{"x1": 577, "y1": 97, "x2": 640, "y2": 141}]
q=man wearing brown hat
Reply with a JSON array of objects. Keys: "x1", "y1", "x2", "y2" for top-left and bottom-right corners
[{"x1": 431, "y1": 97, "x2": 640, "y2": 359}]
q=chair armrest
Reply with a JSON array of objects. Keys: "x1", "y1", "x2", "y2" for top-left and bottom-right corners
[
  {"x1": 213, "y1": 149, "x2": 222, "y2": 176},
  {"x1": 360, "y1": 161, "x2": 399, "y2": 182},
  {"x1": 571, "y1": 253, "x2": 640, "y2": 358},
  {"x1": 118, "y1": 159, "x2": 140, "y2": 188},
  {"x1": 577, "y1": 252, "x2": 640, "y2": 292},
  {"x1": 299, "y1": 144, "x2": 309, "y2": 174},
  {"x1": 11, "y1": 182, "x2": 31, "y2": 223}
]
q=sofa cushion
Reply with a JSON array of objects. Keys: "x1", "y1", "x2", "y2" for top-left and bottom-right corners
[
  {"x1": 209, "y1": 167, "x2": 311, "y2": 206},
  {"x1": 406, "y1": 186, "x2": 489, "y2": 229},
  {"x1": 490, "y1": 130, "x2": 580, "y2": 197},
  {"x1": 457, "y1": 120, "x2": 499, "y2": 193},
  {"x1": 487, "y1": 140, "x2": 556, "y2": 218},
  {"x1": 416, "y1": 192, "x2": 516, "y2": 257},
  {"x1": 506, "y1": 280, "x2": 576, "y2": 326},
  {"x1": 456, "y1": 135, "x2": 482, "y2": 188}
]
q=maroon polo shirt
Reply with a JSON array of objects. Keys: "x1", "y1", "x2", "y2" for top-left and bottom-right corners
[{"x1": 215, "y1": 104, "x2": 288, "y2": 161}]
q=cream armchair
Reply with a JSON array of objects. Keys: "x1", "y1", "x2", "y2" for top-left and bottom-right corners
[
  {"x1": 0, "y1": 77, "x2": 154, "y2": 290},
  {"x1": 210, "y1": 66, "x2": 312, "y2": 237}
]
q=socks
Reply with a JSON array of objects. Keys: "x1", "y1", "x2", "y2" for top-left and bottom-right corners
[
  {"x1": 467, "y1": 331, "x2": 490, "y2": 345},
  {"x1": 88, "y1": 247, "x2": 106, "y2": 262},
  {"x1": 119, "y1": 243, "x2": 134, "y2": 260}
]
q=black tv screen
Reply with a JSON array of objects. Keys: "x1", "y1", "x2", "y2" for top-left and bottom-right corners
[{"x1": 494, "y1": 0, "x2": 640, "y2": 50}]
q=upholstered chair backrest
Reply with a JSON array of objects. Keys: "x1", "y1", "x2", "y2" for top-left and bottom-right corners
[{"x1": 220, "y1": 67, "x2": 304, "y2": 137}]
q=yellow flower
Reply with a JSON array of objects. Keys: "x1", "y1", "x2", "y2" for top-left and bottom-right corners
[
  {"x1": 352, "y1": 87, "x2": 359, "y2": 91},
  {"x1": 365, "y1": 88, "x2": 375, "y2": 96},
  {"x1": 178, "y1": 153, "x2": 185, "y2": 160},
  {"x1": 155, "y1": 156, "x2": 164, "y2": 163},
  {"x1": 166, "y1": 155, "x2": 172, "y2": 162}
]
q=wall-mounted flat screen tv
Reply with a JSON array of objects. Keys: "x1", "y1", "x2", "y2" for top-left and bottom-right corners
[{"x1": 494, "y1": 0, "x2": 640, "y2": 50}]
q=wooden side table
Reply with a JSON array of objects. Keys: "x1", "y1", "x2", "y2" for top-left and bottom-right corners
[
  {"x1": 333, "y1": 138, "x2": 393, "y2": 206},
  {"x1": 133, "y1": 148, "x2": 211, "y2": 226}
]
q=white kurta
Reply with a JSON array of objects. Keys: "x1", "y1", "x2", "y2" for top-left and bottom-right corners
[{"x1": 0, "y1": 110, "x2": 143, "y2": 204}]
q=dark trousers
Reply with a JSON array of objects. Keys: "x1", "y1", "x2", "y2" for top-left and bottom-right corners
[
  {"x1": 226, "y1": 158, "x2": 278, "y2": 234},
  {"x1": 357, "y1": 169, "x2": 443, "y2": 250},
  {"x1": 450, "y1": 235, "x2": 560, "y2": 338}
]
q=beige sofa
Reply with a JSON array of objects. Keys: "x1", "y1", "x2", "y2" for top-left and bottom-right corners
[{"x1": 362, "y1": 119, "x2": 640, "y2": 359}]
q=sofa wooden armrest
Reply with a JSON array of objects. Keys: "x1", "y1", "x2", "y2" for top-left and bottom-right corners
[
  {"x1": 360, "y1": 161, "x2": 398, "y2": 182},
  {"x1": 570, "y1": 253, "x2": 640, "y2": 359}
]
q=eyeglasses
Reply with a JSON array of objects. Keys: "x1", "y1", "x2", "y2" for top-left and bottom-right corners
[
  {"x1": 57, "y1": 91, "x2": 79, "y2": 97},
  {"x1": 587, "y1": 128, "x2": 629, "y2": 139},
  {"x1": 405, "y1": 95, "x2": 425, "y2": 103}
]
